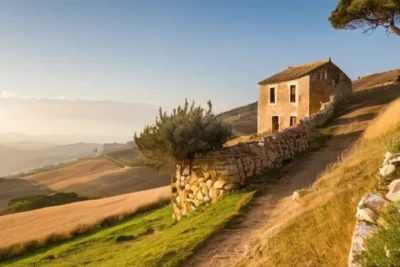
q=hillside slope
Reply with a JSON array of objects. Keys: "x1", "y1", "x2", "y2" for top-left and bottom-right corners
[
  {"x1": 233, "y1": 98, "x2": 400, "y2": 266},
  {"x1": 0, "y1": 186, "x2": 171, "y2": 253},
  {"x1": 0, "y1": 143, "x2": 101, "y2": 177},
  {"x1": 219, "y1": 69, "x2": 399, "y2": 135},
  {"x1": 1, "y1": 155, "x2": 171, "y2": 209}
]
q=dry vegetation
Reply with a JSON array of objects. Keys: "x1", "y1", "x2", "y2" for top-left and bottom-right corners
[
  {"x1": 0, "y1": 186, "x2": 171, "y2": 259},
  {"x1": 235, "y1": 98, "x2": 400, "y2": 267},
  {"x1": 1, "y1": 191, "x2": 255, "y2": 267},
  {"x1": 0, "y1": 155, "x2": 171, "y2": 209}
]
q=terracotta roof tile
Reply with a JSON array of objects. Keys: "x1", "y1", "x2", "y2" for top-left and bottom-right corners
[{"x1": 258, "y1": 59, "x2": 331, "y2": 85}]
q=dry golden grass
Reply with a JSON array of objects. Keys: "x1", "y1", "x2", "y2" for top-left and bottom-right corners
[
  {"x1": 363, "y1": 98, "x2": 400, "y2": 140},
  {"x1": 0, "y1": 156, "x2": 170, "y2": 209},
  {"x1": 235, "y1": 98, "x2": 400, "y2": 267},
  {"x1": 0, "y1": 186, "x2": 171, "y2": 259}
]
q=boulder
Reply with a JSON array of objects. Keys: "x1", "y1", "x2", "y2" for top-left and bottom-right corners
[
  {"x1": 356, "y1": 207, "x2": 379, "y2": 224},
  {"x1": 379, "y1": 164, "x2": 396, "y2": 177},
  {"x1": 386, "y1": 179, "x2": 400, "y2": 202},
  {"x1": 358, "y1": 193, "x2": 388, "y2": 214},
  {"x1": 185, "y1": 184, "x2": 191, "y2": 191},
  {"x1": 348, "y1": 221, "x2": 378, "y2": 267},
  {"x1": 204, "y1": 196, "x2": 211, "y2": 203}
]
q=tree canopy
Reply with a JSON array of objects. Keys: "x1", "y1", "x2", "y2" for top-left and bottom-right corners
[
  {"x1": 329, "y1": 0, "x2": 400, "y2": 36},
  {"x1": 134, "y1": 99, "x2": 232, "y2": 167}
]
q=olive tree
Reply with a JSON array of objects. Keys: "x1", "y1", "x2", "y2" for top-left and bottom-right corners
[{"x1": 134, "y1": 99, "x2": 232, "y2": 171}]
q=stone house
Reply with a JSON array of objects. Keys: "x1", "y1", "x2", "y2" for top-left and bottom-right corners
[{"x1": 257, "y1": 58, "x2": 352, "y2": 133}]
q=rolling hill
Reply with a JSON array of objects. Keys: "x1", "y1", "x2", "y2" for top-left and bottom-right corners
[
  {"x1": 0, "y1": 143, "x2": 102, "y2": 177},
  {"x1": 218, "y1": 69, "x2": 399, "y2": 135}
]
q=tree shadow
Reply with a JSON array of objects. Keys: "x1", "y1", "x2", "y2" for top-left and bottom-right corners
[{"x1": 0, "y1": 178, "x2": 53, "y2": 209}]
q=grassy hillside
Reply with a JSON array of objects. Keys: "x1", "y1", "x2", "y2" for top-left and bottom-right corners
[
  {"x1": 1, "y1": 191, "x2": 255, "y2": 267},
  {"x1": 0, "y1": 186, "x2": 172, "y2": 259},
  {"x1": 219, "y1": 70, "x2": 399, "y2": 135},
  {"x1": 235, "y1": 98, "x2": 400, "y2": 267}
]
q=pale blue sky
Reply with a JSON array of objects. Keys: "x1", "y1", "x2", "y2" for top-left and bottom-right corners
[{"x1": 0, "y1": 0, "x2": 399, "y2": 113}]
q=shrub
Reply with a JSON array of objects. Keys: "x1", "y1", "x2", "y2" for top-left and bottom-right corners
[
  {"x1": 357, "y1": 202, "x2": 400, "y2": 267},
  {"x1": 386, "y1": 138, "x2": 400, "y2": 153},
  {"x1": 134, "y1": 99, "x2": 232, "y2": 169}
]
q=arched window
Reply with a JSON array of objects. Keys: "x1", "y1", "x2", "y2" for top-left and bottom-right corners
[
  {"x1": 324, "y1": 69, "x2": 328, "y2": 80},
  {"x1": 332, "y1": 79, "x2": 336, "y2": 89}
]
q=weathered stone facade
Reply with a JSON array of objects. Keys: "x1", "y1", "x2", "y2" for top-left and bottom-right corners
[{"x1": 258, "y1": 59, "x2": 352, "y2": 133}]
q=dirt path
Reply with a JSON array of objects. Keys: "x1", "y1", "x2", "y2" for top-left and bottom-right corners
[{"x1": 186, "y1": 95, "x2": 398, "y2": 267}]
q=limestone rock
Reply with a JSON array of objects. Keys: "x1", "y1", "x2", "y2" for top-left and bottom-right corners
[
  {"x1": 206, "y1": 179, "x2": 213, "y2": 189},
  {"x1": 348, "y1": 221, "x2": 377, "y2": 267},
  {"x1": 196, "y1": 191, "x2": 204, "y2": 201},
  {"x1": 379, "y1": 164, "x2": 396, "y2": 177},
  {"x1": 386, "y1": 179, "x2": 400, "y2": 201},
  {"x1": 292, "y1": 191, "x2": 300, "y2": 202},
  {"x1": 201, "y1": 187, "x2": 209, "y2": 196},
  {"x1": 214, "y1": 180, "x2": 226, "y2": 189},
  {"x1": 204, "y1": 196, "x2": 211, "y2": 203},
  {"x1": 185, "y1": 184, "x2": 191, "y2": 191},
  {"x1": 191, "y1": 185, "x2": 199, "y2": 193},
  {"x1": 203, "y1": 172, "x2": 211, "y2": 179},
  {"x1": 176, "y1": 196, "x2": 180, "y2": 204},
  {"x1": 224, "y1": 184, "x2": 233, "y2": 191},
  {"x1": 358, "y1": 193, "x2": 388, "y2": 214},
  {"x1": 356, "y1": 207, "x2": 379, "y2": 224}
]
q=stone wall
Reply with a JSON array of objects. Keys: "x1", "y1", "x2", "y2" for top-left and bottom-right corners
[
  {"x1": 348, "y1": 149, "x2": 400, "y2": 267},
  {"x1": 172, "y1": 103, "x2": 335, "y2": 220},
  {"x1": 172, "y1": 82, "x2": 400, "y2": 220}
]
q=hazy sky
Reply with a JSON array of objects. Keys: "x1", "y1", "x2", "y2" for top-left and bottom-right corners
[{"x1": 0, "y1": 0, "x2": 399, "y2": 139}]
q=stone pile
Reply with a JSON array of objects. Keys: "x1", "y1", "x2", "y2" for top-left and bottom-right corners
[{"x1": 348, "y1": 149, "x2": 400, "y2": 267}]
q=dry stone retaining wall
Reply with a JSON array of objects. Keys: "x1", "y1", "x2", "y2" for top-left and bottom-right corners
[{"x1": 172, "y1": 82, "x2": 400, "y2": 220}]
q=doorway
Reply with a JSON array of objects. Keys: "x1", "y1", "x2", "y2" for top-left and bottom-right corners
[{"x1": 272, "y1": 116, "x2": 279, "y2": 133}]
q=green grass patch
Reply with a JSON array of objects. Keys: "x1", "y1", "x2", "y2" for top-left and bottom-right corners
[
  {"x1": 357, "y1": 202, "x2": 400, "y2": 267},
  {"x1": 2, "y1": 193, "x2": 93, "y2": 215},
  {"x1": 245, "y1": 169, "x2": 280, "y2": 185},
  {"x1": 1, "y1": 191, "x2": 255, "y2": 267}
]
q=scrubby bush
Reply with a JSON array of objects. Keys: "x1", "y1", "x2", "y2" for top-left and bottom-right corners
[
  {"x1": 387, "y1": 138, "x2": 400, "y2": 153},
  {"x1": 134, "y1": 99, "x2": 232, "y2": 169},
  {"x1": 357, "y1": 202, "x2": 400, "y2": 267}
]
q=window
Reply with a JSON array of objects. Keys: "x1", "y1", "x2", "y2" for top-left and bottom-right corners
[
  {"x1": 269, "y1": 87, "x2": 276, "y2": 104},
  {"x1": 320, "y1": 70, "x2": 323, "y2": 80},
  {"x1": 290, "y1": 116, "x2": 297, "y2": 126},
  {"x1": 272, "y1": 116, "x2": 279, "y2": 133},
  {"x1": 324, "y1": 69, "x2": 328, "y2": 80},
  {"x1": 290, "y1": 85, "x2": 296, "y2": 103}
]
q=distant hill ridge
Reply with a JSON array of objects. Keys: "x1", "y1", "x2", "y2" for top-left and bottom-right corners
[{"x1": 219, "y1": 68, "x2": 399, "y2": 135}]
